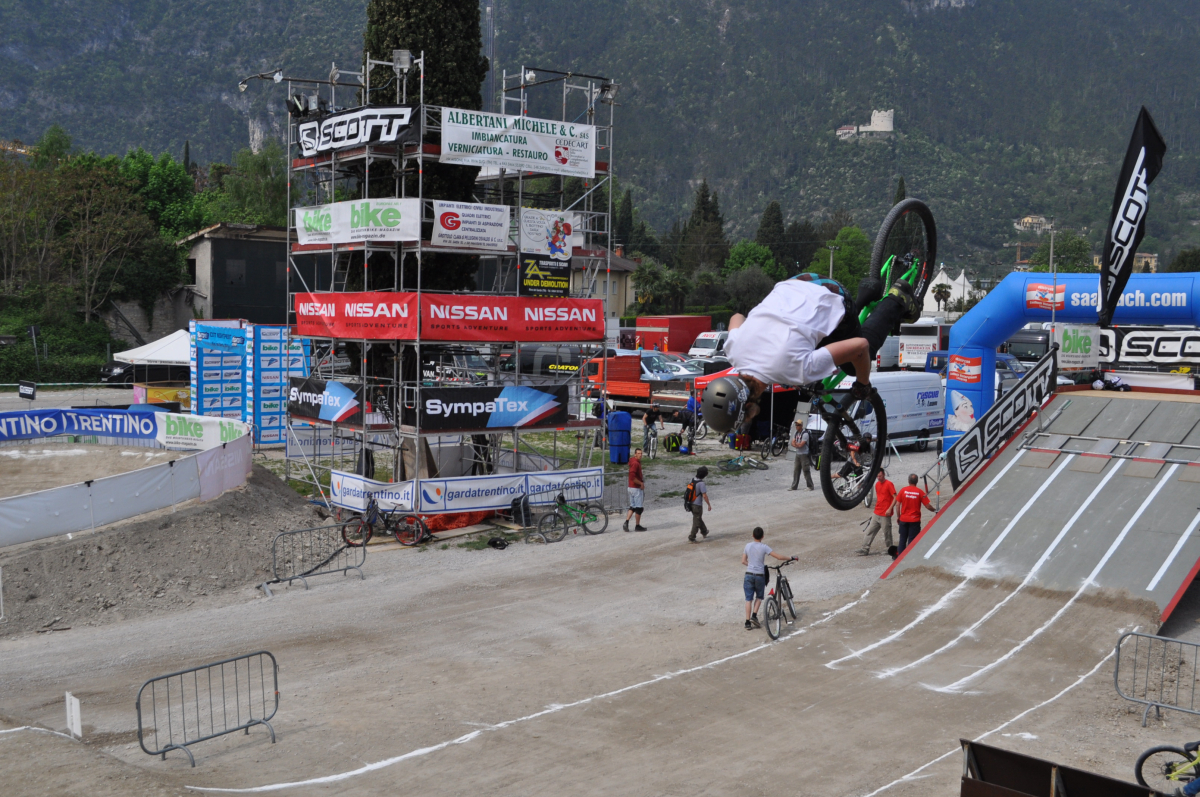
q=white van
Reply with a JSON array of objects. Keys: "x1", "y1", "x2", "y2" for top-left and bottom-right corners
[
  {"x1": 875, "y1": 336, "x2": 900, "y2": 371},
  {"x1": 688, "y1": 330, "x2": 728, "y2": 358},
  {"x1": 805, "y1": 371, "x2": 943, "y2": 450}
]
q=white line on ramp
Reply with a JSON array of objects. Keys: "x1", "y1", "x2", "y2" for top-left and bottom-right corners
[
  {"x1": 186, "y1": 593, "x2": 870, "y2": 792},
  {"x1": 923, "y1": 450, "x2": 1026, "y2": 559},
  {"x1": 1147, "y1": 508, "x2": 1200, "y2": 591}
]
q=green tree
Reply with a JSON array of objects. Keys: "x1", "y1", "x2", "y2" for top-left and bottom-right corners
[
  {"x1": 628, "y1": 218, "x2": 659, "y2": 260},
  {"x1": 808, "y1": 226, "x2": 872, "y2": 295},
  {"x1": 1167, "y1": 249, "x2": 1200, "y2": 273},
  {"x1": 723, "y1": 240, "x2": 780, "y2": 280},
  {"x1": 782, "y1": 218, "x2": 820, "y2": 277},
  {"x1": 688, "y1": 267, "x2": 726, "y2": 309},
  {"x1": 615, "y1": 189, "x2": 634, "y2": 251},
  {"x1": 1029, "y1": 230, "x2": 1092, "y2": 272},
  {"x1": 120, "y1": 149, "x2": 203, "y2": 238},
  {"x1": 755, "y1": 201, "x2": 786, "y2": 265},
  {"x1": 32, "y1": 125, "x2": 72, "y2": 170},
  {"x1": 893, "y1": 175, "x2": 907, "y2": 205},
  {"x1": 725, "y1": 266, "x2": 774, "y2": 314},
  {"x1": 932, "y1": 282, "x2": 953, "y2": 312},
  {"x1": 632, "y1": 258, "x2": 687, "y2": 314},
  {"x1": 200, "y1": 141, "x2": 288, "y2": 227},
  {"x1": 676, "y1": 180, "x2": 728, "y2": 274}
]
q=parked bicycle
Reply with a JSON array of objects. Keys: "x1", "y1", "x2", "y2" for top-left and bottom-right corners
[
  {"x1": 340, "y1": 495, "x2": 431, "y2": 547},
  {"x1": 759, "y1": 424, "x2": 789, "y2": 460},
  {"x1": 532, "y1": 492, "x2": 609, "y2": 542},
  {"x1": 719, "y1": 453, "x2": 769, "y2": 472},
  {"x1": 763, "y1": 560, "x2": 798, "y2": 639},
  {"x1": 1136, "y1": 740, "x2": 1200, "y2": 794}
]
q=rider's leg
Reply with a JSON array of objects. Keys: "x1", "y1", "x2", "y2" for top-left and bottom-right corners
[{"x1": 823, "y1": 337, "x2": 871, "y2": 385}]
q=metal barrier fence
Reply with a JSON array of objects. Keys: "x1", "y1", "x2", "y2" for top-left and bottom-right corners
[
  {"x1": 1114, "y1": 631, "x2": 1200, "y2": 726},
  {"x1": 260, "y1": 524, "x2": 366, "y2": 596},
  {"x1": 135, "y1": 651, "x2": 278, "y2": 766}
]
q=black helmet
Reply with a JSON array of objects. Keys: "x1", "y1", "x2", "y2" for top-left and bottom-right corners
[{"x1": 702, "y1": 376, "x2": 750, "y2": 434}]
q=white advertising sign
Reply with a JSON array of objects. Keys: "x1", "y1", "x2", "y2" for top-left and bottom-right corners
[
  {"x1": 519, "y1": 208, "x2": 583, "y2": 260},
  {"x1": 327, "y1": 467, "x2": 604, "y2": 513},
  {"x1": 1053, "y1": 324, "x2": 1100, "y2": 370},
  {"x1": 431, "y1": 201, "x2": 511, "y2": 251},
  {"x1": 330, "y1": 470, "x2": 415, "y2": 512},
  {"x1": 156, "y1": 414, "x2": 250, "y2": 451},
  {"x1": 440, "y1": 107, "x2": 596, "y2": 178},
  {"x1": 294, "y1": 198, "x2": 421, "y2": 246}
]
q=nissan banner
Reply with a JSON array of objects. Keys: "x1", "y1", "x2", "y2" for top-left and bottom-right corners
[
  {"x1": 294, "y1": 291, "x2": 418, "y2": 339},
  {"x1": 421, "y1": 385, "x2": 569, "y2": 432}
]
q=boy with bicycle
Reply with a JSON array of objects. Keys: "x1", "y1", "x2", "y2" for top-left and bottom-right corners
[{"x1": 742, "y1": 526, "x2": 798, "y2": 630}]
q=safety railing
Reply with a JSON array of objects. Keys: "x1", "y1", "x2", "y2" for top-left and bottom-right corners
[
  {"x1": 260, "y1": 524, "x2": 366, "y2": 596},
  {"x1": 135, "y1": 651, "x2": 279, "y2": 766},
  {"x1": 1114, "y1": 631, "x2": 1200, "y2": 726}
]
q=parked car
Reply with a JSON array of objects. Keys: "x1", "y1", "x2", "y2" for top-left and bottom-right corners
[
  {"x1": 100, "y1": 360, "x2": 190, "y2": 386},
  {"x1": 686, "y1": 357, "x2": 732, "y2": 375},
  {"x1": 688, "y1": 330, "x2": 729, "y2": 359}
]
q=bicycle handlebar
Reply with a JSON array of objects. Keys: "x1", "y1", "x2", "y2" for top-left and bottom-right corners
[{"x1": 765, "y1": 559, "x2": 797, "y2": 570}]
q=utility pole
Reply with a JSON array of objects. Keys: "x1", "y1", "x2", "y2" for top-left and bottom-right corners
[
  {"x1": 1048, "y1": 220, "x2": 1058, "y2": 334},
  {"x1": 827, "y1": 244, "x2": 841, "y2": 280}
]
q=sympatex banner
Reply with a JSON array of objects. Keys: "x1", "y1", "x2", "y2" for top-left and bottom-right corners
[
  {"x1": 328, "y1": 466, "x2": 603, "y2": 513},
  {"x1": 294, "y1": 292, "x2": 605, "y2": 342},
  {"x1": 294, "y1": 198, "x2": 421, "y2": 245},
  {"x1": 420, "y1": 385, "x2": 569, "y2": 432},
  {"x1": 430, "y1": 201, "x2": 511, "y2": 251},
  {"x1": 440, "y1": 107, "x2": 596, "y2": 178},
  {"x1": 288, "y1": 376, "x2": 364, "y2": 425},
  {"x1": 1098, "y1": 107, "x2": 1167, "y2": 327}
]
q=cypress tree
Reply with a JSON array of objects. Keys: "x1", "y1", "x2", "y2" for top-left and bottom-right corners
[
  {"x1": 615, "y1": 189, "x2": 634, "y2": 252},
  {"x1": 893, "y1": 175, "x2": 906, "y2": 205},
  {"x1": 755, "y1": 201, "x2": 786, "y2": 265}
]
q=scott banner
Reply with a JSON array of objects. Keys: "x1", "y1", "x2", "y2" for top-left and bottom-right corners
[
  {"x1": 328, "y1": 466, "x2": 603, "y2": 513},
  {"x1": 297, "y1": 105, "x2": 416, "y2": 157},
  {"x1": 294, "y1": 198, "x2": 421, "y2": 245},
  {"x1": 431, "y1": 201, "x2": 511, "y2": 251},
  {"x1": 947, "y1": 347, "x2": 1058, "y2": 490},
  {"x1": 288, "y1": 376, "x2": 364, "y2": 425},
  {"x1": 1098, "y1": 107, "x2": 1167, "y2": 327},
  {"x1": 421, "y1": 385, "x2": 569, "y2": 432},
  {"x1": 440, "y1": 107, "x2": 596, "y2": 178},
  {"x1": 294, "y1": 291, "x2": 418, "y2": 339}
]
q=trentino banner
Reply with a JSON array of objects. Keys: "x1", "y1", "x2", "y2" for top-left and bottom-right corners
[
  {"x1": 297, "y1": 105, "x2": 416, "y2": 158},
  {"x1": 420, "y1": 385, "x2": 569, "y2": 432},
  {"x1": 294, "y1": 198, "x2": 421, "y2": 245},
  {"x1": 430, "y1": 201, "x2": 511, "y2": 251},
  {"x1": 440, "y1": 108, "x2": 596, "y2": 178},
  {"x1": 946, "y1": 347, "x2": 1058, "y2": 490},
  {"x1": 1098, "y1": 107, "x2": 1167, "y2": 327},
  {"x1": 288, "y1": 376, "x2": 364, "y2": 425},
  {"x1": 0, "y1": 408, "x2": 248, "y2": 449}
]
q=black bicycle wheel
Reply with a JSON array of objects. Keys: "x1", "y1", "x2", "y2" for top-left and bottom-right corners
[
  {"x1": 340, "y1": 517, "x2": 372, "y2": 547},
  {"x1": 771, "y1": 437, "x2": 787, "y2": 458},
  {"x1": 820, "y1": 389, "x2": 888, "y2": 511},
  {"x1": 538, "y1": 512, "x2": 568, "y2": 543},
  {"x1": 1136, "y1": 746, "x2": 1195, "y2": 791},
  {"x1": 870, "y1": 198, "x2": 938, "y2": 307},
  {"x1": 764, "y1": 597, "x2": 783, "y2": 639},
  {"x1": 694, "y1": 422, "x2": 708, "y2": 440},
  {"x1": 785, "y1": 595, "x2": 797, "y2": 621},
  {"x1": 581, "y1": 502, "x2": 609, "y2": 535},
  {"x1": 747, "y1": 457, "x2": 769, "y2": 471},
  {"x1": 648, "y1": 434, "x2": 658, "y2": 459},
  {"x1": 760, "y1": 439, "x2": 773, "y2": 460},
  {"x1": 393, "y1": 515, "x2": 429, "y2": 546}
]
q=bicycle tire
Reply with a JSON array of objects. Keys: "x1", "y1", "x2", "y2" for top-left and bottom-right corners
[
  {"x1": 581, "y1": 502, "x2": 609, "y2": 534},
  {"x1": 870, "y1": 198, "x2": 938, "y2": 307},
  {"x1": 340, "y1": 518, "x2": 372, "y2": 547},
  {"x1": 820, "y1": 389, "x2": 888, "y2": 511},
  {"x1": 694, "y1": 422, "x2": 708, "y2": 440},
  {"x1": 394, "y1": 514, "x2": 429, "y2": 546},
  {"x1": 538, "y1": 512, "x2": 569, "y2": 543},
  {"x1": 771, "y1": 437, "x2": 787, "y2": 458},
  {"x1": 764, "y1": 596, "x2": 783, "y2": 639},
  {"x1": 718, "y1": 458, "x2": 742, "y2": 472},
  {"x1": 648, "y1": 434, "x2": 658, "y2": 460},
  {"x1": 524, "y1": 527, "x2": 547, "y2": 544},
  {"x1": 747, "y1": 457, "x2": 769, "y2": 471},
  {"x1": 785, "y1": 595, "x2": 798, "y2": 621},
  {"x1": 760, "y1": 439, "x2": 772, "y2": 460},
  {"x1": 1136, "y1": 746, "x2": 1195, "y2": 791}
]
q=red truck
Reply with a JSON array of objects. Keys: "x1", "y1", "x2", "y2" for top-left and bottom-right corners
[{"x1": 634, "y1": 315, "x2": 711, "y2": 354}]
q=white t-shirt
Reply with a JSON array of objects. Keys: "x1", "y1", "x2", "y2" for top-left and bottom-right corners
[
  {"x1": 724, "y1": 280, "x2": 846, "y2": 386},
  {"x1": 744, "y1": 541, "x2": 773, "y2": 575}
]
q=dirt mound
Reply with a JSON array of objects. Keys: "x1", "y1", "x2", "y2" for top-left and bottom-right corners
[{"x1": 0, "y1": 464, "x2": 324, "y2": 637}]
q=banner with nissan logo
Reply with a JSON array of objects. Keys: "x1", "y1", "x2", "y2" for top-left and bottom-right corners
[
  {"x1": 430, "y1": 200, "x2": 510, "y2": 251},
  {"x1": 421, "y1": 384, "x2": 569, "y2": 432}
]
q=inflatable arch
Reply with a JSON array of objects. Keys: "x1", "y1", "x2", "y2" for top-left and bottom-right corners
[{"x1": 943, "y1": 272, "x2": 1200, "y2": 447}]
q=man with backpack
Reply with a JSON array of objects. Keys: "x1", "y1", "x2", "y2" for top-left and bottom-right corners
[{"x1": 685, "y1": 466, "x2": 712, "y2": 542}]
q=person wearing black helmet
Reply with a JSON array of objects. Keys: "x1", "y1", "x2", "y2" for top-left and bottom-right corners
[{"x1": 701, "y1": 273, "x2": 916, "y2": 435}]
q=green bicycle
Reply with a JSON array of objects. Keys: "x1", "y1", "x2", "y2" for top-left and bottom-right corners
[
  {"x1": 719, "y1": 453, "x2": 769, "y2": 472},
  {"x1": 533, "y1": 492, "x2": 609, "y2": 542},
  {"x1": 1136, "y1": 740, "x2": 1200, "y2": 793},
  {"x1": 802, "y1": 198, "x2": 937, "y2": 510}
]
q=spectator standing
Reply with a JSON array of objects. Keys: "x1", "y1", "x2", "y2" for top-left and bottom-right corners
[
  {"x1": 742, "y1": 526, "x2": 798, "y2": 630},
  {"x1": 687, "y1": 465, "x2": 711, "y2": 542},
  {"x1": 895, "y1": 474, "x2": 934, "y2": 555},
  {"x1": 857, "y1": 470, "x2": 896, "y2": 556},
  {"x1": 789, "y1": 418, "x2": 813, "y2": 491},
  {"x1": 624, "y1": 448, "x2": 647, "y2": 532}
]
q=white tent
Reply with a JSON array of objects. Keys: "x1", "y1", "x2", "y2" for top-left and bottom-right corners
[
  {"x1": 923, "y1": 268, "x2": 975, "y2": 314},
  {"x1": 115, "y1": 329, "x2": 191, "y2": 365}
]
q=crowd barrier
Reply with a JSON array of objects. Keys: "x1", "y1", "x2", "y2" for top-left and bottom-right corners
[
  {"x1": 0, "y1": 408, "x2": 253, "y2": 548},
  {"x1": 261, "y1": 524, "x2": 366, "y2": 596},
  {"x1": 1114, "y1": 630, "x2": 1200, "y2": 726},
  {"x1": 135, "y1": 650, "x2": 279, "y2": 767}
]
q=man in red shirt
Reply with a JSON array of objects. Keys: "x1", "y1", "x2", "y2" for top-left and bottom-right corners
[
  {"x1": 896, "y1": 473, "x2": 934, "y2": 554},
  {"x1": 624, "y1": 448, "x2": 647, "y2": 532},
  {"x1": 857, "y1": 469, "x2": 896, "y2": 556}
]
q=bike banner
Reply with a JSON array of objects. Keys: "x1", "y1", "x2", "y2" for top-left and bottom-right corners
[
  {"x1": 288, "y1": 376, "x2": 365, "y2": 425},
  {"x1": 517, "y1": 253, "x2": 571, "y2": 297},
  {"x1": 421, "y1": 293, "x2": 604, "y2": 341},
  {"x1": 293, "y1": 198, "x2": 421, "y2": 245},
  {"x1": 328, "y1": 467, "x2": 604, "y2": 513},
  {"x1": 293, "y1": 291, "x2": 418, "y2": 339},
  {"x1": 1053, "y1": 324, "x2": 1101, "y2": 370},
  {"x1": 1098, "y1": 107, "x2": 1167, "y2": 327},
  {"x1": 947, "y1": 347, "x2": 1058, "y2": 489},
  {"x1": 157, "y1": 414, "x2": 250, "y2": 450},
  {"x1": 439, "y1": 107, "x2": 596, "y2": 178},
  {"x1": 430, "y1": 201, "x2": 511, "y2": 251},
  {"x1": 420, "y1": 385, "x2": 569, "y2": 432}
]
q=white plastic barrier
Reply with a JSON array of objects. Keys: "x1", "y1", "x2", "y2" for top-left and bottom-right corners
[{"x1": 328, "y1": 466, "x2": 604, "y2": 513}]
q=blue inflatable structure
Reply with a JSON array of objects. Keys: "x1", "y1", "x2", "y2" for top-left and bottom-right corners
[{"x1": 944, "y1": 272, "x2": 1200, "y2": 447}]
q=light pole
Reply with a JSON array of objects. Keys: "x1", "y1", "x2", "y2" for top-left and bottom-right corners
[
  {"x1": 827, "y1": 244, "x2": 841, "y2": 280},
  {"x1": 1047, "y1": 218, "x2": 1057, "y2": 335}
]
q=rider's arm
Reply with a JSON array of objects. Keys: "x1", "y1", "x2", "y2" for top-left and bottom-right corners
[{"x1": 769, "y1": 552, "x2": 798, "y2": 561}]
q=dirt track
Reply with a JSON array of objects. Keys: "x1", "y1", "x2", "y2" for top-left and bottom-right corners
[{"x1": 1, "y1": 446, "x2": 1196, "y2": 796}]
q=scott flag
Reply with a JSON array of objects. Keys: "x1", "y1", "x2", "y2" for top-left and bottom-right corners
[{"x1": 1098, "y1": 107, "x2": 1166, "y2": 327}]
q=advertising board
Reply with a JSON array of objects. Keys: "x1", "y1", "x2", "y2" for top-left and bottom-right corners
[
  {"x1": 420, "y1": 385, "x2": 569, "y2": 432},
  {"x1": 294, "y1": 198, "x2": 421, "y2": 245},
  {"x1": 430, "y1": 201, "x2": 510, "y2": 251},
  {"x1": 440, "y1": 108, "x2": 596, "y2": 178}
]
